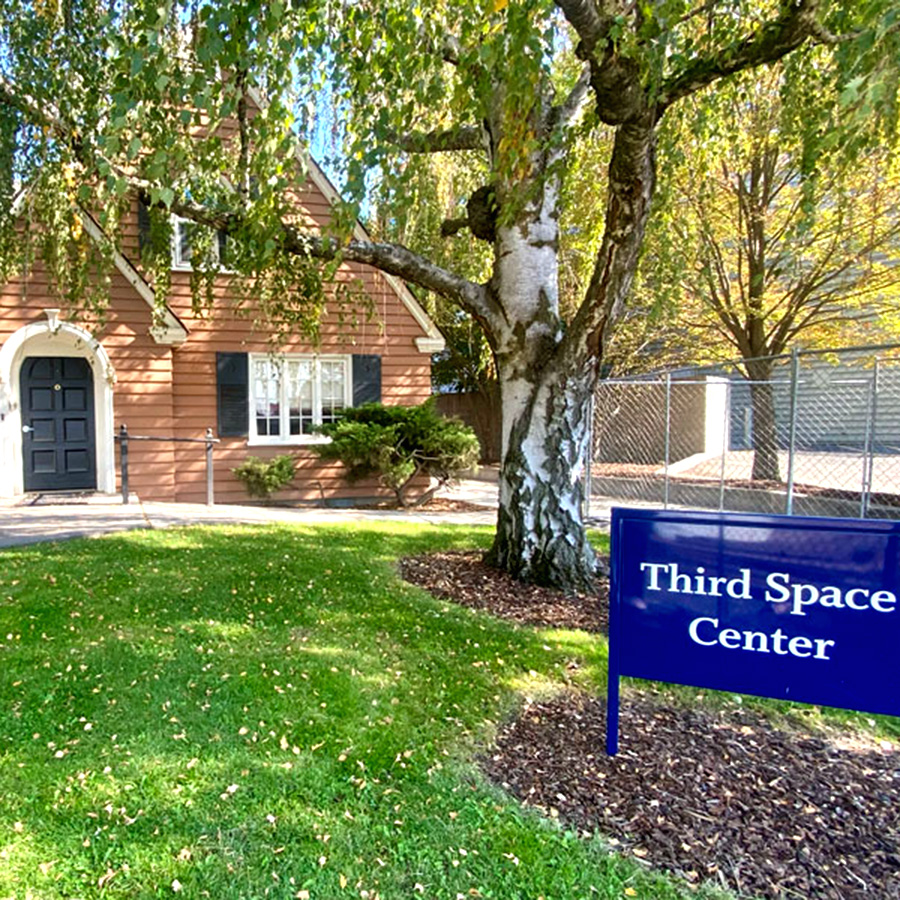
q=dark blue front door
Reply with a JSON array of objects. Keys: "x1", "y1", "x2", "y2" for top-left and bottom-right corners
[{"x1": 20, "y1": 357, "x2": 96, "y2": 491}]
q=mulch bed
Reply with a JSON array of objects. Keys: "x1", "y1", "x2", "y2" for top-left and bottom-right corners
[
  {"x1": 403, "y1": 497, "x2": 490, "y2": 513},
  {"x1": 345, "y1": 497, "x2": 490, "y2": 512},
  {"x1": 484, "y1": 690, "x2": 900, "y2": 899},
  {"x1": 399, "y1": 550, "x2": 609, "y2": 633},
  {"x1": 400, "y1": 551, "x2": 900, "y2": 899}
]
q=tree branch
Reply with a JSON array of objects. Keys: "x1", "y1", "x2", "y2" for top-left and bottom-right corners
[
  {"x1": 235, "y1": 69, "x2": 251, "y2": 206},
  {"x1": 655, "y1": 0, "x2": 824, "y2": 115},
  {"x1": 295, "y1": 233, "x2": 499, "y2": 326},
  {"x1": 154, "y1": 186, "x2": 503, "y2": 337},
  {"x1": 440, "y1": 216, "x2": 470, "y2": 237},
  {"x1": 808, "y1": 17, "x2": 900, "y2": 45},
  {"x1": 560, "y1": 117, "x2": 656, "y2": 365},
  {"x1": 383, "y1": 124, "x2": 484, "y2": 154},
  {"x1": 637, "y1": 2, "x2": 725, "y2": 45},
  {"x1": 554, "y1": 0, "x2": 613, "y2": 58},
  {"x1": 552, "y1": 65, "x2": 593, "y2": 130},
  {"x1": 0, "y1": 74, "x2": 68, "y2": 145}
]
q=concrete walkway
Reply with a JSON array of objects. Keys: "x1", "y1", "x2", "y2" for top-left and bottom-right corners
[{"x1": 0, "y1": 472, "x2": 501, "y2": 549}]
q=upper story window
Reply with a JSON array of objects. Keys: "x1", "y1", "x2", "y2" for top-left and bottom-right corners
[
  {"x1": 172, "y1": 217, "x2": 228, "y2": 270},
  {"x1": 250, "y1": 354, "x2": 350, "y2": 444}
]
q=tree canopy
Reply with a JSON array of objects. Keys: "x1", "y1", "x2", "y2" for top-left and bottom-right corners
[
  {"x1": 649, "y1": 66, "x2": 900, "y2": 357},
  {"x1": 606, "y1": 65, "x2": 900, "y2": 359},
  {"x1": 1, "y1": 0, "x2": 899, "y2": 589}
]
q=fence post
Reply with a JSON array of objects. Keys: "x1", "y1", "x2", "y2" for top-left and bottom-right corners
[
  {"x1": 663, "y1": 373, "x2": 671, "y2": 509},
  {"x1": 205, "y1": 427, "x2": 215, "y2": 507},
  {"x1": 785, "y1": 349, "x2": 800, "y2": 515},
  {"x1": 860, "y1": 359, "x2": 879, "y2": 518},
  {"x1": 119, "y1": 424, "x2": 129, "y2": 505},
  {"x1": 718, "y1": 379, "x2": 730, "y2": 511}
]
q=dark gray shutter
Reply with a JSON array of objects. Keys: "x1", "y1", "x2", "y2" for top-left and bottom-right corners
[
  {"x1": 216, "y1": 352, "x2": 249, "y2": 437},
  {"x1": 352, "y1": 355, "x2": 382, "y2": 406},
  {"x1": 137, "y1": 198, "x2": 151, "y2": 256},
  {"x1": 217, "y1": 229, "x2": 228, "y2": 265}
]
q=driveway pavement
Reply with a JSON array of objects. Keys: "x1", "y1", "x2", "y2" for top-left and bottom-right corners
[{"x1": 0, "y1": 471, "x2": 500, "y2": 549}]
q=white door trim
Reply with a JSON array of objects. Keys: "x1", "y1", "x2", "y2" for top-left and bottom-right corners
[{"x1": 0, "y1": 320, "x2": 116, "y2": 497}]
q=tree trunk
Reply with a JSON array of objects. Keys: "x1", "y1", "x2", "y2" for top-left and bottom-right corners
[
  {"x1": 485, "y1": 362, "x2": 598, "y2": 593},
  {"x1": 747, "y1": 361, "x2": 781, "y2": 482}
]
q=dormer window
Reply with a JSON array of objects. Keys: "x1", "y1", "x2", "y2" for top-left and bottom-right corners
[{"x1": 172, "y1": 217, "x2": 228, "y2": 270}]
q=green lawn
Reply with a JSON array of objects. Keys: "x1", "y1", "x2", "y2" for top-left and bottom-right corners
[{"x1": 0, "y1": 523, "x2": 707, "y2": 900}]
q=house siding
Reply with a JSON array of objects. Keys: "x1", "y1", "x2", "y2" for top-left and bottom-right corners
[
  {"x1": 164, "y1": 266, "x2": 431, "y2": 505},
  {"x1": 0, "y1": 190, "x2": 436, "y2": 504},
  {"x1": 1, "y1": 264, "x2": 177, "y2": 500}
]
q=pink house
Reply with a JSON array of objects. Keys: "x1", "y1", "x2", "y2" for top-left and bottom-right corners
[{"x1": 0, "y1": 156, "x2": 444, "y2": 504}]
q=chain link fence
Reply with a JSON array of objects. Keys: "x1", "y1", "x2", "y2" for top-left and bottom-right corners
[{"x1": 588, "y1": 344, "x2": 900, "y2": 522}]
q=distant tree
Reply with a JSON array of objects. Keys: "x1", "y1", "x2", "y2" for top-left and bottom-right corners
[{"x1": 641, "y1": 67, "x2": 900, "y2": 480}]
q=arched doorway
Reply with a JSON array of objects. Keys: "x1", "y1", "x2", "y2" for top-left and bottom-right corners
[{"x1": 0, "y1": 317, "x2": 116, "y2": 498}]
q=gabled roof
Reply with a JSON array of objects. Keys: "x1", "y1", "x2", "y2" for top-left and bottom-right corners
[
  {"x1": 79, "y1": 211, "x2": 188, "y2": 345},
  {"x1": 247, "y1": 86, "x2": 445, "y2": 355},
  {"x1": 11, "y1": 98, "x2": 446, "y2": 354},
  {"x1": 10, "y1": 188, "x2": 188, "y2": 346}
]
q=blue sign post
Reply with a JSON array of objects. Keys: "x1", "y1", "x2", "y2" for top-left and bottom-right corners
[{"x1": 606, "y1": 508, "x2": 900, "y2": 755}]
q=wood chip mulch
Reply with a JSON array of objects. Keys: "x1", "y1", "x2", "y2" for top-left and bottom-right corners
[
  {"x1": 400, "y1": 551, "x2": 900, "y2": 899},
  {"x1": 399, "y1": 550, "x2": 609, "y2": 633},
  {"x1": 484, "y1": 690, "x2": 900, "y2": 899},
  {"x1": 412, "y1": 497, "x2": 490, "y2": 513}
]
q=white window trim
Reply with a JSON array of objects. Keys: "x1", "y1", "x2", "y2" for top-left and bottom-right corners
[
  {"x1": 171, "y1": 216, "x2": 197, "y2": 270},
  {"x1": 171, "y1": 216, "x2": 229, "y2": 272},
  {"x1": 247, "y1": 353, "x2": 352, "y2": 446}
]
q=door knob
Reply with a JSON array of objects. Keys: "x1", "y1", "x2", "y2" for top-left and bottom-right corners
[{"x1": 22, "y1": 425, "x2": 33, "y2": 433}]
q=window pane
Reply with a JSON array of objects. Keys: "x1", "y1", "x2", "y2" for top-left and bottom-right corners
[
  {"x1": 320, "y1": 361, "x2": 346, "y2": 425},
  {"x1": 178, "y1": 221, "x2": 194, "y2": 264},
  {"x1": 176, "y1": 220, "x2": 223, "y2": 267},
  {"x1": 254, "y1": 359, "x2": 281, "y2": 437},
  {"x1": 287, "y1": 360, "x2": 314, "y2": 435}
]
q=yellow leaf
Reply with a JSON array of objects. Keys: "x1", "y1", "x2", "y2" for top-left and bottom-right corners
[
  {"x1": 340, "y1": 874, "x2": 348, "y2": 889},
  {"x1": 624, "y1": 889, "x2": 638, "y2": 898},
  {"x1": 493, "y1": 0, "x2": 508, "y2": 10}
]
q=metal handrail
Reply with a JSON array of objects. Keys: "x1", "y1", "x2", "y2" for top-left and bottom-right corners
[{"x1": 114, "y1": 424, "x2": 220, "y2": 506}]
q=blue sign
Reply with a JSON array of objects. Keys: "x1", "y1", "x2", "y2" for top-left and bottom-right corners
[{"x1": 606, "y1": 508, "x2": 900, "y2": 754}]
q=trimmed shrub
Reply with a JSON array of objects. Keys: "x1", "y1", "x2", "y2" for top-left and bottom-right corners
[
  {"x1": 232, "y1": 454, "x2": 296, "y2": 500},
  {"x1": 314, "y1": 400, "x2": 480, "y2": 507}
]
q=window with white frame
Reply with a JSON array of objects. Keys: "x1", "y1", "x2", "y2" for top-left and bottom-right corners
[
  {"x1": 172, "y1": 217, "x2": 227, "y2": 269},
  {"x1": 250, "y1": 354, "x2": 351, "y2": 443}
]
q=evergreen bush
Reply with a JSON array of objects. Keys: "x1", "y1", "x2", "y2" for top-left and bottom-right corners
[
  {"x1": 314, "y1": 400, "x2": 479, "y2": 507},
  {"x1": 232, "y1": 454, "x2": 297, "y2": 500}
]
